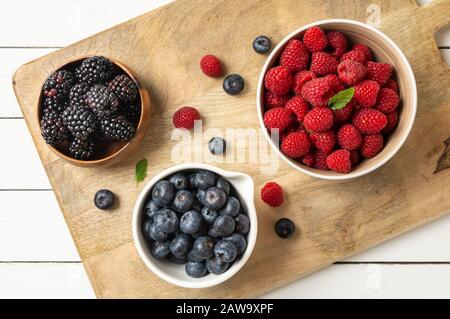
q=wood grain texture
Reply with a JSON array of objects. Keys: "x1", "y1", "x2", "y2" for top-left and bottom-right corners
[{"x1": 12, "y1": 0, "x2": 450, "y2": 298}]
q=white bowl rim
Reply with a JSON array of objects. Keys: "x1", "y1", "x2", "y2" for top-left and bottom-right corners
[
  {"x1": 132, "y1": 163, "x2": 257, "y2": 289},
  {"x1": 256, "y1": 18, "x2": 417, "y2": 180}
]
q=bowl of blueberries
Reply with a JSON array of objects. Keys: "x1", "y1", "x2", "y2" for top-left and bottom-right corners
[{"x1": 132, "y1": 163, "x2": 257, "y2": 288}]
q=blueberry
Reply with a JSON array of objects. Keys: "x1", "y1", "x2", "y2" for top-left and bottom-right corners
[
  {"x1": 151, "y1": 241, "x2": 170, "y2": 258},
  {"x1": 152, "y1": 180, "x2": 175, "y2": 206},
  {"x1": 142, "y1": 218, "x2": 153, "y2": 241},
  {"x1": 224, "y1": 233, "x2": 247, "y2": 255},
  {"x1": 197, "y1": 189, "x2": 206, "y2": 202},
  {"x1": 144, "y1": 200, "x2": 160, "y2": 219},
  {"x1": 172, "y1": 190, "x2": 194, "y2": 213},
  {"x1": 201, "y1": 206, "x2": 218, "y2": 224},
  {"x1": 214, "y1": 240, "x2": 237, "y2": 263},
  {"x1": 218, "y1": 196, "x2": 240, "y2": 217},
  {"x1": 216, "y1": 177, "x2": 230, "y2": 196},
  {"x1": 180, "y1": 210, "x2": 203, "y2": 235},
  {"x1": 189, "y1": 173, "x2": 197, "y2": 188},
  {"x1": 212, "y1": 215, "x2": 235, "y2": 237},
  {"x1": 169, "y1": 173, "x2": 190, "y2": 190},
  {"x1": 191, "y1": 236, "x2": 215, "y2": 260},
  {"x1": 187, "y1": 250, "x2": 205, "y2": 262},
  {"x1": 274, "y1": 218, "x2": 296, "y2": 239},
  {"x1": 253, "y1": 35, "x2": 271, "y2": 54},
  {"x1": 200, "y1": 187, "x2": 227, "y2": 210},
  {"x1": 153, "y1": 208, "x2": 179, "y2": 233},
  {"x1": 169, "y1": 254, "x2": 187, "y2": 264},
  {"x1": 208, "y1": 137, "x2": 226, "y2": 155},
  {"x1": 170, "y1": 233, "x2": 191, "y2": 257},
  {"x1": 191, "y1": 199, "x2": 203, "y2": 211},
  {"x1": 94, "y1": 189, "x2": 116, "y2": 210},
  {"x1": 194, "y1": 171, "x2": 216, "y2": 190},
  {"x1": 234, "y1": 214, "x2": 250, "y2": 234},
  {"x1": 223, "y1": 74, "x2": 244, "y2": 95},
  {"x1": 149, "y1": 223, "x2": 169, "y2": 242},
  {"x1": 206, "y1": 256, "x2": 229, "y2": 275},
  {"x1": 185, "y1": 261, "x2": 208, "y2": 278}
]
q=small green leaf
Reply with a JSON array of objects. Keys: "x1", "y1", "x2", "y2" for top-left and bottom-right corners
[
  {"x1": 328, "y1": 87, "x2": 355, "y2": 110},
  {"x1": 135, "y1": 159, "x2": 148, "y2": 182}
]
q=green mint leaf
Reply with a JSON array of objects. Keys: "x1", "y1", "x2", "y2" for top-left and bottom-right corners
[
  {"x1": 135, "y1": 159, "x2": 148, "y2": 182},
  {"x1": 328, "y1": 87, "x2": 355, "y2": 110}
]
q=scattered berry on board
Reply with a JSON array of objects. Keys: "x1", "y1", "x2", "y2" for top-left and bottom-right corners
[
  {"x1": 274, "y1": 218, "x2": 296, "y2": 239},
  {"x1": 39, "y1": 56, "x2": 140, "y2": 161},
  {"x1": 208, "y1": 137, "x2": 226, "y2": 155},
  {"x1": 261, "y1": 182, "x2": 284, "y2": 207},
  {"x1": 172, "y1": 106, "x2": 200, "y2": 129},
  {"x1": 141, "y1": 170, "x2": 250, "y2": 278},
  {"x1": 94, "y1": 189, "x2": 116, "y2": 210},
  {"x1": 223, "y1": 74, "x2": 245, "y2": 95},
  {"x1": 253, "y1": 35, "x2": 272, "y2": 54},
  {"x1": 200, "y1": 54, "x2": 223, "y2": 77},
  {"x1": 261, "y1": 26, "x2": 401, "y2": 174}
]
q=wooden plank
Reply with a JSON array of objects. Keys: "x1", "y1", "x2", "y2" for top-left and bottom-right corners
[
  {"x1": 0, "y1": 0, "x2": 172, "y2": 47},
  {"x1": 11, "y1": 0, "x2": 450, "y2": 298},
  {"x1": 2, "y1": 263, "x2": 450, "y2": 298},
  {"x1": 0, "y1": 49, "x2": 55, "y2": 117},
  {"x1": 0, "y1": 191, "x2": 79, "y2": 261},
  {"x1": 0, "y1": 120, "x2": 50, "y2": 189}
]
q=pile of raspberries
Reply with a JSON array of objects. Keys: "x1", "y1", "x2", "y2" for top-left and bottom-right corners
[{"x1": 263, "y1": 26, "x2": 400, "y2": 174}]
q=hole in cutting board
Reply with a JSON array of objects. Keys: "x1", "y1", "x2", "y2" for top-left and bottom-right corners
[{"x1": 435, "y1": 24, "x2": 450, "y2": 67}]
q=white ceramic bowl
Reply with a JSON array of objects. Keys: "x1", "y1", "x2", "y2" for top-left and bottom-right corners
[
  {"x1": 257, "y1": 19, "x2": 417, "y2": 180},
  {"x1": 132, "y1": 163, "x2": 257, "y2": 289}
]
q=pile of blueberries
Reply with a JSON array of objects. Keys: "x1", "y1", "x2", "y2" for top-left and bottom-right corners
[{"x1": 142, "y1": 170, "x2": 250, "y2": 278}]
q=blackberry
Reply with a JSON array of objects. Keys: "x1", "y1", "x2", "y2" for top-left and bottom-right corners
[
  {"x1": 85, "y1": 84, "x2": 119, "y2": 118},
  {"x1": 99, "y1": 115, "x2": 135, "y2": 141},
  {"x1": 75, "y1": 56, "x2": 113, "y2": 85},
  {"x1": 69, "y1": 137, "x2": 96, "y2": 160},
  {"x1": 108, "y1": 74, "x2": 138, "y2": 103},
  {"x1": 40, "y1": 109, "x2": 68, "y2": 145},
  {"x1": 69, "y1": 83, "x2": 90, "y2": 108},
  {"x1": 43, "y1": 97, "x2": 69, "y2": 113},
  {"x1": 62, "y1": 105, "x2": 97, "y2": 141},
  {"x1": 122, "y1": 104, "x2": 141, "y2": 125},
  {"x1": 43, "y1": 70, "x2": 75, "y2": 100}
]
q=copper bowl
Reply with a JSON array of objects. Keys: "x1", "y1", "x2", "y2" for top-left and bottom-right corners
[{"x1": 37, "y1": 56, "x2": 151, "y2": 167}]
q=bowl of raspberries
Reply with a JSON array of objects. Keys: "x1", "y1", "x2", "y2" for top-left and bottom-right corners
[
  {"x1": 257, "y1": 19, "x2": 417, "y2": 179},
  {"x1": 38, "y1": 56, "x2": 150, "y2": 167},
  {"x1": 132, "y1": 163, "x2": 257, "y2": 288}
]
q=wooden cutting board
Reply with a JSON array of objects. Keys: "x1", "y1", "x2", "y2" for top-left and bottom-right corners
[{"x1": 13, "y1": 0, "x2": 450, "y2": 298}]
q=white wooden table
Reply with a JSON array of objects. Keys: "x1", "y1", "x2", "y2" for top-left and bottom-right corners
[{"x1": 1, "y1": 0, "x2": 450, "y2": 299}]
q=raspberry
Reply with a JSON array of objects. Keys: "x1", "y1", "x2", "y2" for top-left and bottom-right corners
[
  {"x1": 382, "y1": 111, "x2": 399, "y2": 134},
  {"x1": 354, "y1": 80, "x2": 380, "y2": 108},
  {"x1": 326, "y1": 149, "x2": 351, "y2": 173},
  {"x1": 264, "y1": 91, "x2": 290, "y2": 110},
  {"x1": 310, "y1": 52, "x2": 338, "y2": 76},
  {"x1": 340, "y1": 49, "x2": 366, "y2": 65},
  {"x1": 173, "y1": 106, "x2": 200, "y2": 129},
  {"x1": 360, "y1": 134, "x2": 384, "y2": 158},
  {"x1": 281, "y1": 131, "x2": 311, "y2": 158},
  {"x1": 303, "y1": 107, "x2": 334, "y2": 132},
  {"x1": 302, "y1": 152, "x2": 315, "y2": 167},
  {"x1": 383, "y1": 78, "x2": 399, "y2": 93},
  {"x1": 337, "y1": 60, "x2": 366, "y2": 85},
  {"x1": 350, "y1": 150, "x2": 360, "y2": 166},
  {"x1": 261, "y1": 182, "x2": 284, "y2": 207},
  {"x1": 200, "y1": 55, "x2": 223, "y2": 77},
  {"x1": 314, "y1": 149, "x2": 329, "y2": 170},
  {"x1": 280, "y1": 39, "x2": 310, "y2": 72},
  {"x1": 264, "y1": 66, "x2": 294, "y2": 95},
  {"x1": 285, "y1": 96, "x2": 310, "y2": 122},
  {"x1": 376, "y1": 88, "x2": 399, "y2": 113},
  {"x1": 324, "y1": 74, "x2": 345, "y2": 93},
  {"x1": 326, "y1": 31, "x2": 348, "y2": 58},
  {"x1": 293, "y1": 70, "x2": 316, "y2": 95},
  {"x1": 337, "y1": 124, "x2": 362, "y2": 150},
  {"x1": 367, "y1": 61, "x2": 392, "y2": 86},
  {"x1": 333, "y1": 100, "x2": 355, "y2": 123},
  {"x1": 303, "y1": 26, "x2": 327, "y2": 52},
  {"x1": 301, "y1": 77, "x2": 334, "y2": 107},
  {"x1": 352, "y1": 108, "x2": 387, "y2": 134},
  {"x1": 352, "y1": 43, "x2": 373, "y2": 62},
  {"x1": 310, "y1": 130, "x2": 336, "y2": 154},
  {"x1": 263, "y1": 107, "x2": 293, "y2": 131}
]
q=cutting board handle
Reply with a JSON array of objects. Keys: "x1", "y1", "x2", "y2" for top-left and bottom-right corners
[{"x1": 420, "y1": 0, "x2": 450, "y2": 31}]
